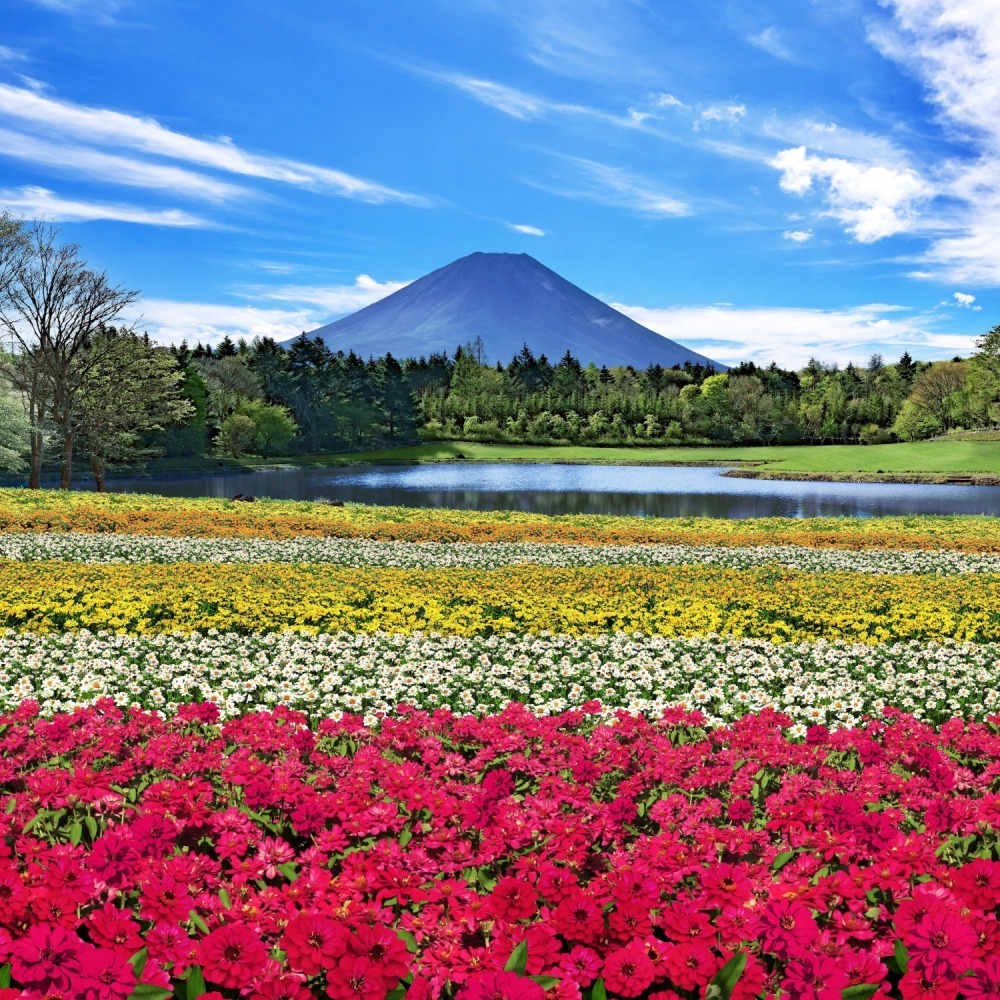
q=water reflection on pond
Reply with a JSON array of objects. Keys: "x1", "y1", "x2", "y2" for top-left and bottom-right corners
[{"x1": 93, "y1": 463, "x2": 1000, "y2": 519}]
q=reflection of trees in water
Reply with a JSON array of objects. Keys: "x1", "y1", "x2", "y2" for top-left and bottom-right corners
[{"x1": 95, "y1": 465, "x2": 1000, "y2": 518}]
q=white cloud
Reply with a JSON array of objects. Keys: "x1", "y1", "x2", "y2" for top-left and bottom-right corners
[
  {"x1": 133, "y1": 274, "x2": 409, "y2": 347},
  {"x1": 0, "y1": 83, "x2": 428, "y2": 206},
  {"x1": 699, "y1": 103, "x2": 747, "y2": 127},
  {"x1": 610, "y1": 300, "x2": 977, "y2": 367},
  {"x1": 129, "y1": 300, "x2": 314, "y2": 348},
  {"x1": 540, "y1": 157, "x2": 690, "y2": 218},
  {"x1": 783, "y1": 229, "x2": 813, "y2": 242},
  {"x1": 937, "y1": 291, "x2": 983, "y2": 310},
  {"x1": 253, "y1": 275, "x2": 410, "y2": 314},
  {"x1": 651, "y1": 93, "x2": 685, "y2": 109},
  {"x1": 0, "y1": 127, "x2": 247, "y2": 202},
  {"x1": 748, "y1": 26, "x2": 795, "y2": 61},
  {"x1": 0, "y1": 47, "x2": 28, "y2": 65},
  {"x1": 27, "y1": 0, "x2": 124, "y2": 12},
  {"x1": 867, "y1": 1, "x2": 1000, "y2": 284},
  {"x1": 508, "y1": 223, "x2": 546, "y2": 236},
  {"x1": 762, "y1": 117, "x2": 911, "y2": 166},
  {"x1": 433, "y1": 73, "x2": 645, "y2": 129},
  {"x1": 768, "y1": 145, "x2": 931, "y2": 242},
  {"x1": 0, "y1": 186, "x2": 211, "y2": 227},
  {"x1": 470, "y1": 0, "x2": 652, "y2": 81},
  {"x1": 25, "y1": 0, "x2": 125, "y2": 20}
]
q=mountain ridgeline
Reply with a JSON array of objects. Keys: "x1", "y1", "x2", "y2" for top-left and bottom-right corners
[{"x1": 300, "y1": 252, "x2": 726, "y2": 371}]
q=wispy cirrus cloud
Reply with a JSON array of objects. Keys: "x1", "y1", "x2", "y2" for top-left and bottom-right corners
[
  {"x1": 0, "y1": 186, "x2": 211, "y2": 227},
  {"x1": 748, "y1": 26, "x2": 795, "y2": 61},
  {"x1": 507, "y1": 223, "x2": 546, "y2": 236},
  {"x1": 531, "y1": 156, "x2": 690, "y2": 218},
  {"x1": 24, "y1": 0, "x2": 127, "y2": 20},
  {"x1": 699, "y1": 103, "x2": 747, "y2": 127},
  {"x1": 429, "y1": 72, "x2": 647, "y2": 130},
  {"x1": 468, "y1": 0, "x2": 654, "y2": 81},
  {"x1": 0, "y1": 82, "x2": 429, "y2": 206},
  {"x1": 0, "y1": 126, "x2": 248, "y2": 202},
  {"x1": 0, "y1": 46, "x2": 28, "y2": 65}
]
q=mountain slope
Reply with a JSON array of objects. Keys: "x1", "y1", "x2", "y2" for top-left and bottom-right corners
[{"x1": 301, "y1": 252, "x2": 726, "y2": 370}]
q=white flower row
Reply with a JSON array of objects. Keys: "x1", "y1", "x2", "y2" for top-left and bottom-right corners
[
  {"x1": 0, "y1": 629, "x2": 996, "y2": 732},
  {"x1": 0, "y1": 532, "x2": 997, "y2": 574}
]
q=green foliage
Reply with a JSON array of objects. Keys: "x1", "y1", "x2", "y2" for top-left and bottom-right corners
[
  {"x1": 237, "y1": 400, "x2": 297, "y2": 458},
  {"x1": 0, "y1": 378, "x2": 28, "y2": 471},
  {"x1": 216, "y1": 413, "x2": 256, "y2": 458}
]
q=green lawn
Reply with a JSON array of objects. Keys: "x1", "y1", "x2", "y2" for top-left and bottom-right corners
[{"x1": 311, "y1": 440, "x2": 1000, "y2": 475}]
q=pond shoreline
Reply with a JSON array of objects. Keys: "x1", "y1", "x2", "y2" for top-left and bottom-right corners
[
  {"x1": 5, "y1": 452, "x2": 1000, "y2": 491},
  {"x1": 722, "y1": 468, "x2": 1000, "y2": 486}
]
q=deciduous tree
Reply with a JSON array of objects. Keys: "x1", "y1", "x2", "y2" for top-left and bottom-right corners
[{"x1": 0, "y1": 221, "x2": 139, "y2": 488}]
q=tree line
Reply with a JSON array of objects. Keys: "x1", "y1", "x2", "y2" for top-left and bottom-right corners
[
  {"x1": 1, "y1": 216, "x2": 998, "y2": 488},
  {"x1": 163, "y1": 327, "x2": 1000, "y2": 453}
]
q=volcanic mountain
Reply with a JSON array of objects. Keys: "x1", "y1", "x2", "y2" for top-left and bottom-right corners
[{"x1": 302, "y1": 252, "x2": 725, "y2": 370}]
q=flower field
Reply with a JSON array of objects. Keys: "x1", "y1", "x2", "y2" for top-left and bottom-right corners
[
  {"x1": 1, "y1": 631, "x2": 999, "y2": 728},
  {"x1": 4, "y1": 490, "x2": 1000, "y2": 999}
]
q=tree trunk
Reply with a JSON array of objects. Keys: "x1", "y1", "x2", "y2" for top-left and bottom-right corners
[
  {"x1": 28, "y1": 429, "x2": 42, "y2": 489},
  {"x1": 59, "y1": 428, "x2": 74, "y2": 489},
  {"x1": 89, "y1": 451, "x2": 105, "y2": 492}
]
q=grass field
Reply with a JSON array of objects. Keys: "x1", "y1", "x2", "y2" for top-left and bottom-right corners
[{"x1": 310, "y1": 439, "x2": 1000, "y2": 477}]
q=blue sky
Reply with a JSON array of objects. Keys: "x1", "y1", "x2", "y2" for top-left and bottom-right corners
[{"x1": 1, "y1": 0, "x2": 997, "y2": 367}]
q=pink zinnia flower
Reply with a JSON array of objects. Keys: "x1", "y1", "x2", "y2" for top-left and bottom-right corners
[
  {"x1": 79, "y1": 948, "x2": 137, "y2": 1000},
  {"x1": 140, "y1": 872, "x2": 193, "y2": 924},
  {"x1": 961, "y1": 956, "x2": 1000, "y2": 1000},
  {"x1": 455, "y1": 972, "x2": 545, "y2": 1000},
  {"x1": 602, "y1": 943, "x2": 655, "y2": 998},
  {"x1": 554, "y1": 894, "x2": 605, "y2": 945},
  {"x1": 87, "y1": 833, "x2": 140, "y2": 891},
  {"x1": 608, "y1": 902, "x2": 653, "y2": 942},
  {"x1": 701, "y1": 864, "x2": 753, "y2": 908},
  {"x1": 955, "y1": 861, "x2": 1000, "y2": 912},
  {"x1": 281, "y1": 914, "x2": 346, "y2": 977},
  {"x1": 907, "y1": 912, "x2": 978, "y2": 977},
  {"x1": 558, "y1": 947, "x2": 601, "y2": 987},
  {"x1": 198, "y1": 923, "x2": 268, "y2": 990},
  {"x1": 325, "y1": 957, "x2": 388, "y2": 1000},
  {"x1": 10, "y1": 924, "x2": 84, "y2": 993},
  {"x1": 759, "y1": 899, "x2": 819, "y2": 959},
  {"x1": 900, "y1": 970, "x2": 961, "y2": 1000},
  {"x1": 661, "y1": 944, "x2": 716, "y2": 992},
  {"x1": 781, "y1": 955, "x2": 850, "y2": 1000},
  {"x1": 489, "y1": 878, "x2": 538, "y2": 923},
  {"x1": 348, "y1": 924, "x2": 410, "y2": 982},
  {"x1": 87, "y1": 904, "x2": 144, "y2": 955},
  {"x1": 250, "y1": 976, "x2": 315, "y2": 1000},
  {"x1": 0, "y1": 869, "x2": 29, "y2": 921}
]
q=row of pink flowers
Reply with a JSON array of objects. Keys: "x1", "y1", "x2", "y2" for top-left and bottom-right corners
[{"x1": 1, "y1": 699, "x2": 999, "y2": 1000}]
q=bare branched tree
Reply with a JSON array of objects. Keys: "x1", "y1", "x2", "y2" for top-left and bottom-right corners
[{"x1": 0, "y1": 221, "x2": 139, "y2": 488}]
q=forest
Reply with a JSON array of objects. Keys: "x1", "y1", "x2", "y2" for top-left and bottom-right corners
[{"x1": 150, "y1": 324, "x2": 1000, "y2": 458}]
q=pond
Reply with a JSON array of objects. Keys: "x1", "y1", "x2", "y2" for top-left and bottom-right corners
[{"x1": 94, "y1": 462, "x2": 1000, "y2": 519}]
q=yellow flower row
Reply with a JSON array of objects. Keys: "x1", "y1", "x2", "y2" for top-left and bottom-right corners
[
  {"x1": 0, "y1": 561, "x2": 996, "y2": 642},
  {"x1": 0, "y1": 489, "x2": 998, "y2": 549}
]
